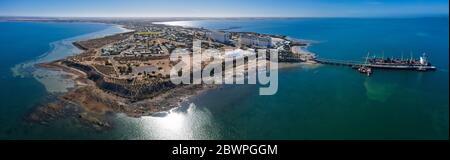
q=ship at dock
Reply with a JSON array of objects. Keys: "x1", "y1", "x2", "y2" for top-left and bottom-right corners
[
  {"x1": 366, "y1": 52, "x2": 437, "y2": 71},
  {"x1": 314, "y1": 52, "x2": 437, "y2": 75}
]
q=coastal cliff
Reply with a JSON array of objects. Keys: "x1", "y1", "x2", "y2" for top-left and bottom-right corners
[{"x1": 61, "y1": 60, "x2": 178, "y2": 101}]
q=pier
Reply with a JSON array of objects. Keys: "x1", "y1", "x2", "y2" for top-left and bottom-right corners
[
  {"x1": 314, "y1": 58, "x2": 437, "y2": 71},
  {"x1": 314, "y1": 58, "x2": 363, "y2": 66}
]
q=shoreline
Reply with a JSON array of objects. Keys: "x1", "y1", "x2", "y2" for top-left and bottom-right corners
[
  {"x1": 12, "y1": 22, "x2": 131, "y2": 93},
  {"x1": 25, "y1": 23, "x2": 216, "y2": 130},
  {"x1": 30, "y1": 59, "x2": 218, "y2": 130},
  {"x1": 13, "y1": 23, "x2": 142, "y2": 130},
  {"x1": 1, "y1": 17, "x2": 446, "y2": 140},
  {"x1": 26, "y1": 20, "x2": 317, "y2": 131}
]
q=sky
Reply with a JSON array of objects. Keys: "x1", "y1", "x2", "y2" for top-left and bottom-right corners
[{"x1": 0, "y1": 0, "x2": 448, "y2": 17}]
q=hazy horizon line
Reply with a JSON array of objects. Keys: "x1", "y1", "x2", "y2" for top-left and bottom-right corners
[{"x1": 1, "y1": 14, "x2": 448, "y2": 19}]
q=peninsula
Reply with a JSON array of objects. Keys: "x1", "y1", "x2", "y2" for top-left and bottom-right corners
[{"x1": 26, "y1": 20, "x2": 315, "y2": 130}]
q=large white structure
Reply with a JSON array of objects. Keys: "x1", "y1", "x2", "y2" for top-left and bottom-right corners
[
  {"x1": 207, "y1": 31, "x2": 231, "y2": 44},
  {"x1": 239, "y1": 34, "x2": 273, "y2": 48}
]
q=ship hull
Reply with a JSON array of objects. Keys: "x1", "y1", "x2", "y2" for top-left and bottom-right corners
[{"x1": 366, "y1": 64, "x2": 437, "y2": 71}]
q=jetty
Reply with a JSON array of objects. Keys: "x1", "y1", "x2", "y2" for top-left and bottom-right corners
[
  {"x1": 314, "y1": 58, "x2": 361, "y2": 66},
  {"x1": 314, "y1": 53, "x2": 437, "y2": 71}
]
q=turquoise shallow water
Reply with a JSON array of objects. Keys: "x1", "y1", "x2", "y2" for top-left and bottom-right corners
[
  {"x1": 0, "y1": 21, "x2": 124, "y2": 139},
  {"x1": 0, "y1": 18, "x2": 448, "y2": 139}
]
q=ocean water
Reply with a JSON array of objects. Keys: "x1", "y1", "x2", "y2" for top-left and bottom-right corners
[
  {"x1": 0, "y1": 18, "x2": 448, "y2": 139},
  {"x1": 0, "y1": 21, "x2": 126, "y2": 139},
  {"x1": 147, "y1": 18, "x2": 449, "y2": 140}
]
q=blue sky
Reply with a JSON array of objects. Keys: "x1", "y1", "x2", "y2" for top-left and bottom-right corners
[{"x1": 0, "y1": 0, "x2": 448, "y2": 17}]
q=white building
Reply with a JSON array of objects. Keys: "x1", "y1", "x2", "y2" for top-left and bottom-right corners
[
  {"x1": 239, "y1": 34, "x2": 273, "y2": 48},
  {"x1": 207, "y1": 31, "x2": 231, "y2": 44}
]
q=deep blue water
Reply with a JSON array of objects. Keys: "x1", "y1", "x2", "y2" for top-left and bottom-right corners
[{"x1": 0, "y1": 18, "x2": 448, "y2": 139}]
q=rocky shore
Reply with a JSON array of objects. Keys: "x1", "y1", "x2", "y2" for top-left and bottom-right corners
[
  {"x1": 25, "y1": 22, "x2": 314, "y2": 131},
  {"x1": 28, "y1": 59, "x2": 217, "y2": 130},
  {"x1": 26, "y1": 33, "x2": 217, "y2": 131}
]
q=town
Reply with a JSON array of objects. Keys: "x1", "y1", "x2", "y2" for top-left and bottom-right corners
[{"x1": 63, "y1": 22, "x2": 314, "y2": 100}]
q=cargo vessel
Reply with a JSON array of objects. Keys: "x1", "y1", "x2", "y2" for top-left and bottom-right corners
[{"x1": 366, "y1": 53, "x2": 437, "y2": 71}]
